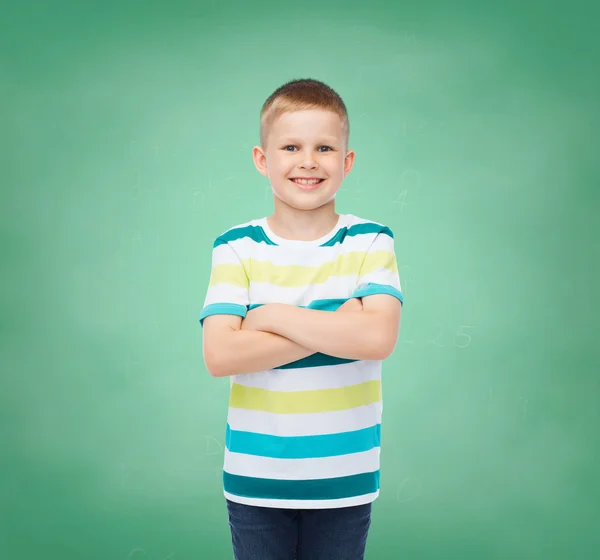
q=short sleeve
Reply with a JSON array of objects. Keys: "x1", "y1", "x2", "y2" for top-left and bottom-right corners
[
  {"x1": 198, "y1": 238, "x2": 250, "y2": 327},
  {"x1": 351, "y1": 227, "x2": 403, "y2": 305}
]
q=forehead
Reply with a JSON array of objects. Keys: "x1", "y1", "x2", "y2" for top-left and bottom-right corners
[{"x1": 270, "y1": 109, "x2": 344, "y2": 140}]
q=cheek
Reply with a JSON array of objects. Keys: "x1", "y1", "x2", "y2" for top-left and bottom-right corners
[{"x1": 273, "y1": 164, "x2": 291, "y2": 178}]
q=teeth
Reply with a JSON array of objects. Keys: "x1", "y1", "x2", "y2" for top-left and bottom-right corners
[{"x1": 293, "y1": 179, "x2": 322, "y2": 185}]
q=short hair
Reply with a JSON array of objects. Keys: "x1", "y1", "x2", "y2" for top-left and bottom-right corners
[{"x1": 259, "y1": 78, "x2": 350, "y2": 152}]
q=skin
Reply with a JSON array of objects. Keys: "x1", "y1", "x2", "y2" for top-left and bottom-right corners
[{"x1": 252, "y1": 109, "x2": 356, "y2": 241}]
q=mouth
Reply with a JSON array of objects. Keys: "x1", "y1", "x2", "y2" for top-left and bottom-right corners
[{"x1": 289, "y1": 178, "x2": 325, "y2": 191}]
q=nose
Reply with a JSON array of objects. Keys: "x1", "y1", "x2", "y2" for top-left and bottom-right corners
[{"x1": 300, "y1": 158, "x2": 318, "y2": 169}]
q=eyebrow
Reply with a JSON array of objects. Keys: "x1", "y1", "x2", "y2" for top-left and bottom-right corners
[{"x1": 280, "y1": 137, "x2": 339, "y2": 144}]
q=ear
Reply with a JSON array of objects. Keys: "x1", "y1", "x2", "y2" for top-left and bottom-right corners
[
  {"x1": 344, "y1": 149, "x2": 355, "y2": 177},
  {"x1": 252, "y1": 146, "x2": 269, "y2": 178}
]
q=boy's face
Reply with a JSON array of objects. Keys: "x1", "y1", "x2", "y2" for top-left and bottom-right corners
[{"x1": 253, "y1": 109, "x2": 355, "y2": 212}]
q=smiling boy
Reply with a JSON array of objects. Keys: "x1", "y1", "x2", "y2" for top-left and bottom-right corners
[{"x1": 199, "y1": 78, "x2": 403, "y2": 559}]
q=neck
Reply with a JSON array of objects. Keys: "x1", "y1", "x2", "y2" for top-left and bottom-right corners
[{"x1": 267, "y1": 203, "x2": 339, "y2": 242}]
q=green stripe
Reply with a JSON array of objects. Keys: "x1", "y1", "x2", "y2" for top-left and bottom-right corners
[
  {"x1": 214, "y1": 225, "x2": 277, "y2": 248},
  {"x1": 223, "y1": 470, "x2": 380, "y2": 501},
  {"x1": 320, "y1": 223, "x2": 394, "y2": 247},
  {"x1": 275, "y1": 353, "x2": 357, "y2": 369}
]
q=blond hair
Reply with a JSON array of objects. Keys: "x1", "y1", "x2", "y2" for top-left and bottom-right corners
[{"x1": 259, "y1": 78, "x2": 350, "y2": 152}]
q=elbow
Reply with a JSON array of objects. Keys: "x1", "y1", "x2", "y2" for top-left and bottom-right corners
[
  {"x1": 363, "y1": 342, "x2": 387, "y2": 361},
  {"x1": 204, "y1": 350, "x2": 228, "y2": 378},
  {"x1": 368, "y1": 332, "x2": 397, "y2": 361},
  {"x1": 204, "y1": 357, "x2": 220, "y2": 377},
  {"x1": 377, "y1": 341, "x2": 396, "y2": 360},
  {"x1": 207, "y1": 361, "x2": 228, "y2": 378},
  {"x1": 208, "y1": 359, "x2": 230, "y2": 378},
  {"x1": 206, "y1": 363, "x2": 223, "y2": 378},
  {"x1": 368, "y1": 346, "x2": 391, "y2": 361},
  {"x1": 202, "y1": 331, "x2": 232, "y2": 377}
]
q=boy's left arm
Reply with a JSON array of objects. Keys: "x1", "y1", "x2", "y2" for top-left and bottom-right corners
[
  {"x1": 253, "y1": 295, "x2": 401, "y2": 361},
  {"x1": 249, "y1": 226, "x2": 404, "y2": 361}
]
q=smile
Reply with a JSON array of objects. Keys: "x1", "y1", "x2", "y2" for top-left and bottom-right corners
[{"x1": 290, "y1": 179, "x2": 325, "y2": 190}]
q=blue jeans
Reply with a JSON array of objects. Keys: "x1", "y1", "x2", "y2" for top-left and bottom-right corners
[{"x1": 226, "y1": 499, "x2": 372, "y2": 560}]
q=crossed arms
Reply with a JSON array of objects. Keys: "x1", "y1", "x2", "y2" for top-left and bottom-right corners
[{"x1": 202, "y1": 295, "x2": 402, "y2": 378}]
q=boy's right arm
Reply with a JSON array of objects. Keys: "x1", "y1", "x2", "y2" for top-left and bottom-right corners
[
  {"x1": 203, "y1": 315, "x2": 313, "y2": 377},
  {"x1": 202, "y1": 298, "x2": 362, "y2": 377}
]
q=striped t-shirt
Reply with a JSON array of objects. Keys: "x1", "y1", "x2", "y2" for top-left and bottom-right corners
[{"x1": 199, "y1": 213, "x2": 403, "y2": 509}]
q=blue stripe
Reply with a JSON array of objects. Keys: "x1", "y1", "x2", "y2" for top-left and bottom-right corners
[
  {"x1": 320, "y1": 223, "x2": 394, "y2": 247},
  {"x1": 214, "y1": 225, "x2": 277, "y2": 248},
  {"x1": 223, "y1": 470, "x2": 380, "y2": 501},
  {"x1": 352, "y1": 283, "x2": 404, "y2": 304},
  {"x1": 214, "y1": 222, "x2": 392, "y2": 248},
  {"x1": 226, "y1": 424, "x2": 380, "y2": 459},
  {"x1": 199, "y1": 303, "x2": 247, "y2": 326}
]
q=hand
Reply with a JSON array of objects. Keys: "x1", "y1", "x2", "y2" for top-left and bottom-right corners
[
  {"x1": 336, "y1": 297, "x2": 363, "y2": 313},
  {"x1": 241, "y1": 304, "x2": 281, "y2": 331},
  {"x1": 240, "y1": 306, "x2": 266, "y2": 331}
]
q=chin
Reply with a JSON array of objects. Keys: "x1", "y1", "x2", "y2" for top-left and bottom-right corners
[
  {"x1": 280, "y1": 189, "x2": 338, "y2": 205},
  {"x1": 286, "y1": 197, "x2": 336, "y2": 211}
]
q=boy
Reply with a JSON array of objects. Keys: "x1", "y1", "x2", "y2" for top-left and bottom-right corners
[{"x1": 199, "y1": 78, "x2": 403, "y2": 560}]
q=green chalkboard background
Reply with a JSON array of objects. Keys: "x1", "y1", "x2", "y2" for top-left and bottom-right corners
[{"x1": 2, "y1": 0, "x2": 599, "y2": 558}]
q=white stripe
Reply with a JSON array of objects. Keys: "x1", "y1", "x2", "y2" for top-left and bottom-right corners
[
  {"x1": 356, "y1": 271, "x2": 401, "y2": 293},
  {"x1": 231, "y1": 237, "x2": 381, "y2": 268},
  {"x1": 223, "y1": 448, "x2": 380, "y2": 480},
  {"x1": 223, "y1": 490, "x2": 379, "y2": 510},
  {"x1": 227, "y1": 402, "x2": 382, "y2": 437},
  {"x1": 203, "y1": 283, "x2": 248, "y2": 307},
  {"x1": 211, "y1": 242, "x2": 246, "y2": 265},
  {"x1": 355, "y1": 230, "x2": 401, "y2": 290},
  {"x1": 232, "y1": 360, "x2": 381, "y2": 391}
]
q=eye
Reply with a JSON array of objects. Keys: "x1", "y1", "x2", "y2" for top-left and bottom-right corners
[{"x1": 283, "y1": 145, "x2": 333, "y2": 152}]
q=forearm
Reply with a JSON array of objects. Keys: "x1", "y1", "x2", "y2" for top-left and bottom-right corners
[
  {"x1": 262, "y1": 305, "x2": 385, "y2": 361},
  {"x1": 209, "y1": 329, "x2": 314, "y2": 377}
]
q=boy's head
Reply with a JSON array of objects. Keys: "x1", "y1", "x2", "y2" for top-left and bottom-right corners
[{"x1": 253, "y1": 78, "x2": 355, "y2": 213}]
